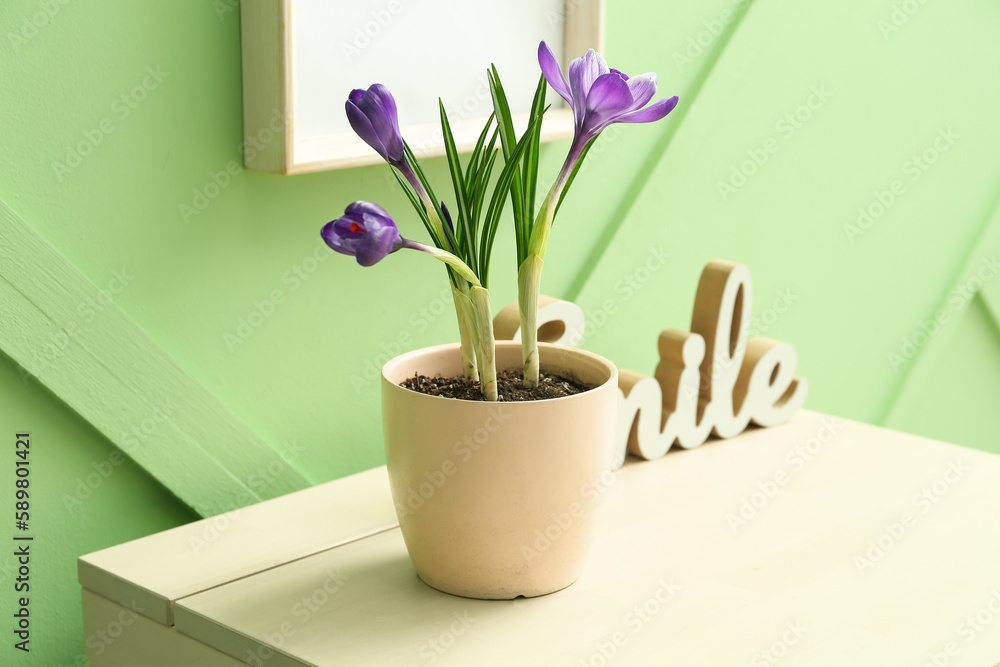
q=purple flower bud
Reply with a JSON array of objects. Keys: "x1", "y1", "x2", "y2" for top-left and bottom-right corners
[
  {"x1": 321, "y1": 201, "x2": 404, "y2": 267},
  {"x1": 440, "y1": 201, "x2": 456, "y2": 250},
  {"x1": 538, "y1": 41, "x2": 678, "y2": 147},
  {"x1": 346, "y1": 84, "x2": 406, "y2": 166}
]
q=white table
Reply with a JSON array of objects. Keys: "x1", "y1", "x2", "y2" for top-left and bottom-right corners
[{"x1": 79, "y1": 410, "x2": 1000, "y2": 666}]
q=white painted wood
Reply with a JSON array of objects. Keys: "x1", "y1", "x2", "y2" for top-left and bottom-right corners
[
  {"x1": 239, "y1": 0, "x2": 291, "y2": 174},
  {"x1": 79, "y1": 467, "x2": 397, "y2": 626},
  {"x1": 241, "y1": 0, "x2": 604, "y2": 174},
  {"x1": 83, "y1": 589, "x2": 249, "y2": 667},
  {"x1": 169, "y1": 411, "x2": 1000, "y2": 667},
  {"x1": 564, "y1": 0, "x2": 605, "y2": 65}
]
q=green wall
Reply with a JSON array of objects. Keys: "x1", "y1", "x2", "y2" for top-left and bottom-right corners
[
  {"x1": 1, "y1": 0, "x2": 999, "y2": 664},
  {"x1": 0, "y1": 351, "x2": 198, "y2": 665}
]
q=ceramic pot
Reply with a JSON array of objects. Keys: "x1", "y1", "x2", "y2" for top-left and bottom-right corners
[{"x1": 381, "y1": 341, "x2": 618, "y2": 599}]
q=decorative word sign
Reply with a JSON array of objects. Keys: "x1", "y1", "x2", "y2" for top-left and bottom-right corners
[{"x1": 495, "y1": 260, "x2": 808, "y2": 469}]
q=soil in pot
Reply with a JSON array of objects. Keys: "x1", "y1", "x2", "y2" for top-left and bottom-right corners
[{"x1": 400, "y1": 369, "x2": 593, "y2": 401}]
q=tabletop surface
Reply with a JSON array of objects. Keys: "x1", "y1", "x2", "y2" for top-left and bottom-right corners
[{"x1": 147, "y1": 410, "x2": 1000, "y2": 667}]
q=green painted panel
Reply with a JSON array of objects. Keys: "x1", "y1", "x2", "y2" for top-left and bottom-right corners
[
  {"x1": 882, "y1": 202, "x2": 1000, "y2": 439},
  {"x1": 0, "y1": 199, "x2": 312, "y2": 516},
  {"x1": 573, "y1": 0, "x2": 1000, "y2": 428},
  {"x1": 885, "y1": 295, "x2": 1000, "y2": 454}
]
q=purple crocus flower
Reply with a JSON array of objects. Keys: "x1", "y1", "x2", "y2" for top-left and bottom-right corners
[
  {"x1": 524, "y1": 43, "x2": 680, "y2": 260},
  {"x1": 345, "y1": 83, "x2": 439, "y2": 232},
  {"x1": 321, "y1": 202, "x2": 482, "y2": 285},
  {"x1": 321, "y1": 201, "x2": 405, "y2": 267},
  {"x1": 538, "y1": 41, "x2": 678, "y2": 164},
  {"x1": 346, "y1": 84, "x2": 405, "y2": 167}
]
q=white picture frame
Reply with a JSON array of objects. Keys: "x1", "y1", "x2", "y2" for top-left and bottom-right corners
[{"x1": 240, "y1": 0, "x2": 605, "y2": 174}]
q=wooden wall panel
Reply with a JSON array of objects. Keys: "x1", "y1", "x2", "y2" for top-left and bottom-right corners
[{"x1": 0, "y1": 199, "x2": 311, "y2": 517}]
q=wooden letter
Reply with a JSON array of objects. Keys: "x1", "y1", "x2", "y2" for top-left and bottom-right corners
[
  {"x1": 493, "y1": 296, "x2": 585, "y2": 348},
  {"x1": 621, "y1": 259, "x2": 808, "y2": 463},
  {"x1": 494, "y1": 259, "x2": 807, "y2": 471},
  {"x1": 692, "y1": 260, "x2": 753, "y2": 439}
]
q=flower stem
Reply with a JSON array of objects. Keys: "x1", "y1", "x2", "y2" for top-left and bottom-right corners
[
  {"x1": 397, "y1": 161, "x2": 449, "y2": 246},
  {"x1": 526, "y1": 148, "x2": 576, "y2": 259},
  {"x1": 518, "y1": 163, "x2": 567, "y2": 388},
  {"x1": 517, "y1": 138, "x2": 588, "y2": 387},
  {"x1": 403, "y1": 240, "x2": 481, "y2": 287},
  {"x1": 469, "y1": 286, "x2": 498, "y2": 401},
  {"x1": 451, "y1": 285, "x2": 479, "y2": 383},
  {"x1": 423, "y1": 201, "x2": 448, "y2": 249},
  {"x1": 517, "y1": 253, "x2": 544, "y2": 387}
]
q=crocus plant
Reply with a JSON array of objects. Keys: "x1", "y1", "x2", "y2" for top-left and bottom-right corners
[{"x1": 323, "y1": 42, "x2": 678, "y2": 400}]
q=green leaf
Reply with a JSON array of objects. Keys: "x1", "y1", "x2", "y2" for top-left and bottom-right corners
[
  {"x1": 488, "y1": 66, "x2": 517, "y2": 162},
  {"x1": 479, "y1": 112, "x2": 542, "y2": 285},
  {"x1": 521, "y1": 75, "x2": 548, "y2": 236},
  {"x1": 471, "y1": 134, "x2": 498, "y2": 226},
  {"x1": 487, "y1": 66, "x2": 527, "y2": 259},
  {"x1": 483, "y1": 126, "x2": 500, "y2": 168},
  {"x1": 402, "y1": 139, "x2": 464, "y2": 259},
  {"x1": 402, "y1": 140, "x2": 447, "y2": 230},
  {"x1": 390, "y1": 168, "x2": 437, "y2": 243},
  {"x1": 465, "y1": 113, "x2": 495, "y2": 192},
  {"x1": 439, "y1": 100, "x2": 477, "y2": 275},
  {"x1": 392, "y1": 168, "x2": 462, "y2": 289},
  {"x1": 467, "y1": 124, "x2": 498, "y2": 247},
  {"x1": 439, "y1": 207, "x2": 462, "y2": 257}
]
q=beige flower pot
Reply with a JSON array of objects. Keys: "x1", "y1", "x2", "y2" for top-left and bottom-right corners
[{"x1": 381, "y1": 341, "x2": 619, "y2": 599}]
